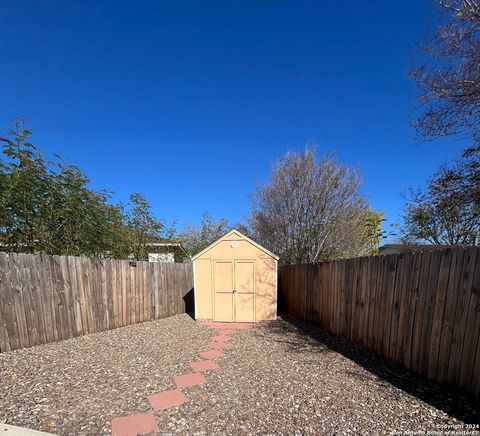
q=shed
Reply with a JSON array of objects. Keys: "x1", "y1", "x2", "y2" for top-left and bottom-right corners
[{"x1": 192, "y1": 229, "x2": 279, "y2": 322}]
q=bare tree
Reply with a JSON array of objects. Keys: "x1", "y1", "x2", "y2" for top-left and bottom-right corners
[
  {"x1": 412, "y1": 0, "x2": 480, "y2": 148},
  {"x1": 248, "y1": 148, "x2": 379, "y2": 264},
  {"x1": 409, "y1": 0, "x2": 480, "y2": 246},
  {"x1": 401, "y1": 149, "x2": 480, "y2": 244},
  {"x1": 179, "y1": 211, "x2": 230, "y2": 256}
]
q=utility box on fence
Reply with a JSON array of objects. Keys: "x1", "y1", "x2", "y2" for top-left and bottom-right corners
[{"x1": 192, "y1": 229, "x2": 279, "y2": 322}]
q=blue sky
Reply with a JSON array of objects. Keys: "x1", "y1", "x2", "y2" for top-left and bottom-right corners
[{"x1": 0, "y1": 1, "x2": 468, "y2": 235}]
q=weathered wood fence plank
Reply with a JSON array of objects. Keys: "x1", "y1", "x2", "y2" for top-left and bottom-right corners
[
  {"x1": 0, "y1": 252, "x2": 194, "y2": 353},
  {"x1": 279, "y1": 247, "x2": 480, "y2": 397}
]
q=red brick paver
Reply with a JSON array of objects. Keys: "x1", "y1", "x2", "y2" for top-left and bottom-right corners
[
  {"x1": 208, "y1": 341, "x2": 231, "y2": 350},
  {"x1": 189, "y1": 360, "x2": 219, "y2": 372},
  {"x1": 111, "y1": 321, "x2": 261, "y2": 435},
  {"x1": 111, "y1": 412, "x2": 158, "y2": 436},
  {"x1": 203, "y1": 322, "x2": 257, "y2": 330},
  {"x1": 199, "y1": 349, "x2": 225, "y2": 359},
  {"x1": 174, "y1": 372, "x2": 206, "y2": 388},
  {"x1": 213, "y1": 334, "x2": 232, "y2": 342},
  {"x1": 148, "y1": 389, "x2": 188, "y2": 411}
]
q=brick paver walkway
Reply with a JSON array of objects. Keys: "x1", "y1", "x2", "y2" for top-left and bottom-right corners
[{"x1": 110, "y1": 322, "x2": 259, "y2": 436}]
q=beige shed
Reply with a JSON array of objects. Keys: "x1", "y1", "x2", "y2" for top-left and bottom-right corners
[{"x1": 192, "y1": 229, "x2": 279, "y2": 322}]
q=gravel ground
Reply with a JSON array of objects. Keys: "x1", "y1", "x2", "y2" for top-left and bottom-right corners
[
  {"x1": 0, "y1": 314, "x2": 214, "y2": 435},
  {"x1": 1, "y1": 314, "x2": 479, "y2": 435},
  {"x1": 156, "y1": 317, "x2": 480, "y2": 435}
]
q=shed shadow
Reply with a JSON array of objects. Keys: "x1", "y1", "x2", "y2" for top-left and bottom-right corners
[
  {"x1": 183, "y1": 287, "x2": 195, "y2": 319},
  {"x1": 263, "y1": 315, "x2": 480, "y2": 425}
]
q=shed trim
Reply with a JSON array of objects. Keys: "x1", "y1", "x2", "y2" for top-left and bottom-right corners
[
  {"x1": 193, "y1": 259, "x2": 198, "y2": 320},
  {"x1": 191, "y1": 229, "x2": 279, "y2": 261}
]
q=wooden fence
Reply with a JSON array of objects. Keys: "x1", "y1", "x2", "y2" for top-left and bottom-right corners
[
  {"x1": 0, "y1": 252, "x2": 193, "y2": 352},
  {"x1": 278, "y1": 247, "x2": 480, "y2": 397}
]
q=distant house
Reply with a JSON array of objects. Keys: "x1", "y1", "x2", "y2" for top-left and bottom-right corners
[
  {"x1": 146, "y1": 242, "x2": 190, "y2": 263},
  {"x1": 379, "y1": 244, "x2": 469, "y2": 256}
]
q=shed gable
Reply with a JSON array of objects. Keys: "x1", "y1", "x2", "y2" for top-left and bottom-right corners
[{"x1": 192, "y1": 229, "x2": 278, "y2": 261}]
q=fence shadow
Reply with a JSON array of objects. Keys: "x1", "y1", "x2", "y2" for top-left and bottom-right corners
[
  {"x1": 278, "y1": 249, "x2": 480, "y2": 399},
  {"x1": 264, "y1": 315, "x2": 480, "y2": 425}
]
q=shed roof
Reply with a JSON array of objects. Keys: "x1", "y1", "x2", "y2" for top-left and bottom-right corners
[{"x1": 192, "y1": 229, "x2": 279, "y2": 261}]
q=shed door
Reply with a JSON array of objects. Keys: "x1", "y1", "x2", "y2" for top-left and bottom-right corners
[
  {"x1": 213, "y1": 260, "x2": 256, "y2": 322},
  {"x1": 213, "y1": 261, "x2": 234, "y2": 321},
  {"x1": 234, "y1": 260, "x2": 255, "y2": 322}
]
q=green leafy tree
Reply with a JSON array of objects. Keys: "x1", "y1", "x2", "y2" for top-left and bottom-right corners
[
  {"x1": 40, "y1": 163, "x2": 127, "y2": 256},
  {"x1": 126, "y1": 193, "x2": 171, "y2": 260},
  {"x1": 362, "y1": 210, "x2": 385, "y2": 256},
  {"x1": 0, "y1": 121, "x2": 171, "y2": 258},
  {"x1": 1, "y1": 120, "x2": 51, "y2": 252},
  {"x1": 0, "y1": 121, "x2": 129, "y2": 256}
]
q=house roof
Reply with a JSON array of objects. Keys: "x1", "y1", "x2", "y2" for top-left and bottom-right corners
[
  {"x1": 145, "y1": 241, "x2": 190, "y2": 258},
  {"x1": 191, "y1": 229, "x2": 279, "y2": 261}
]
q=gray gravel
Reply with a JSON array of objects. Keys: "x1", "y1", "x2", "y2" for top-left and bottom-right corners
[
  {"x1": 0, "y1": 314, "x2": 214, "y2": 435},
  {"x1": 1, "y1": 314, "x2": 478, "y2": 435},
  {"x1": 156, "y1": 317, "x2": 479, "y2": 435}
]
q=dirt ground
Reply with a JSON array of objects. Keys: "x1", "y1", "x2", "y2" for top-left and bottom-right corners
[{"x1": 0, "y1": 314, "x2": 478, "y2": 435}]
